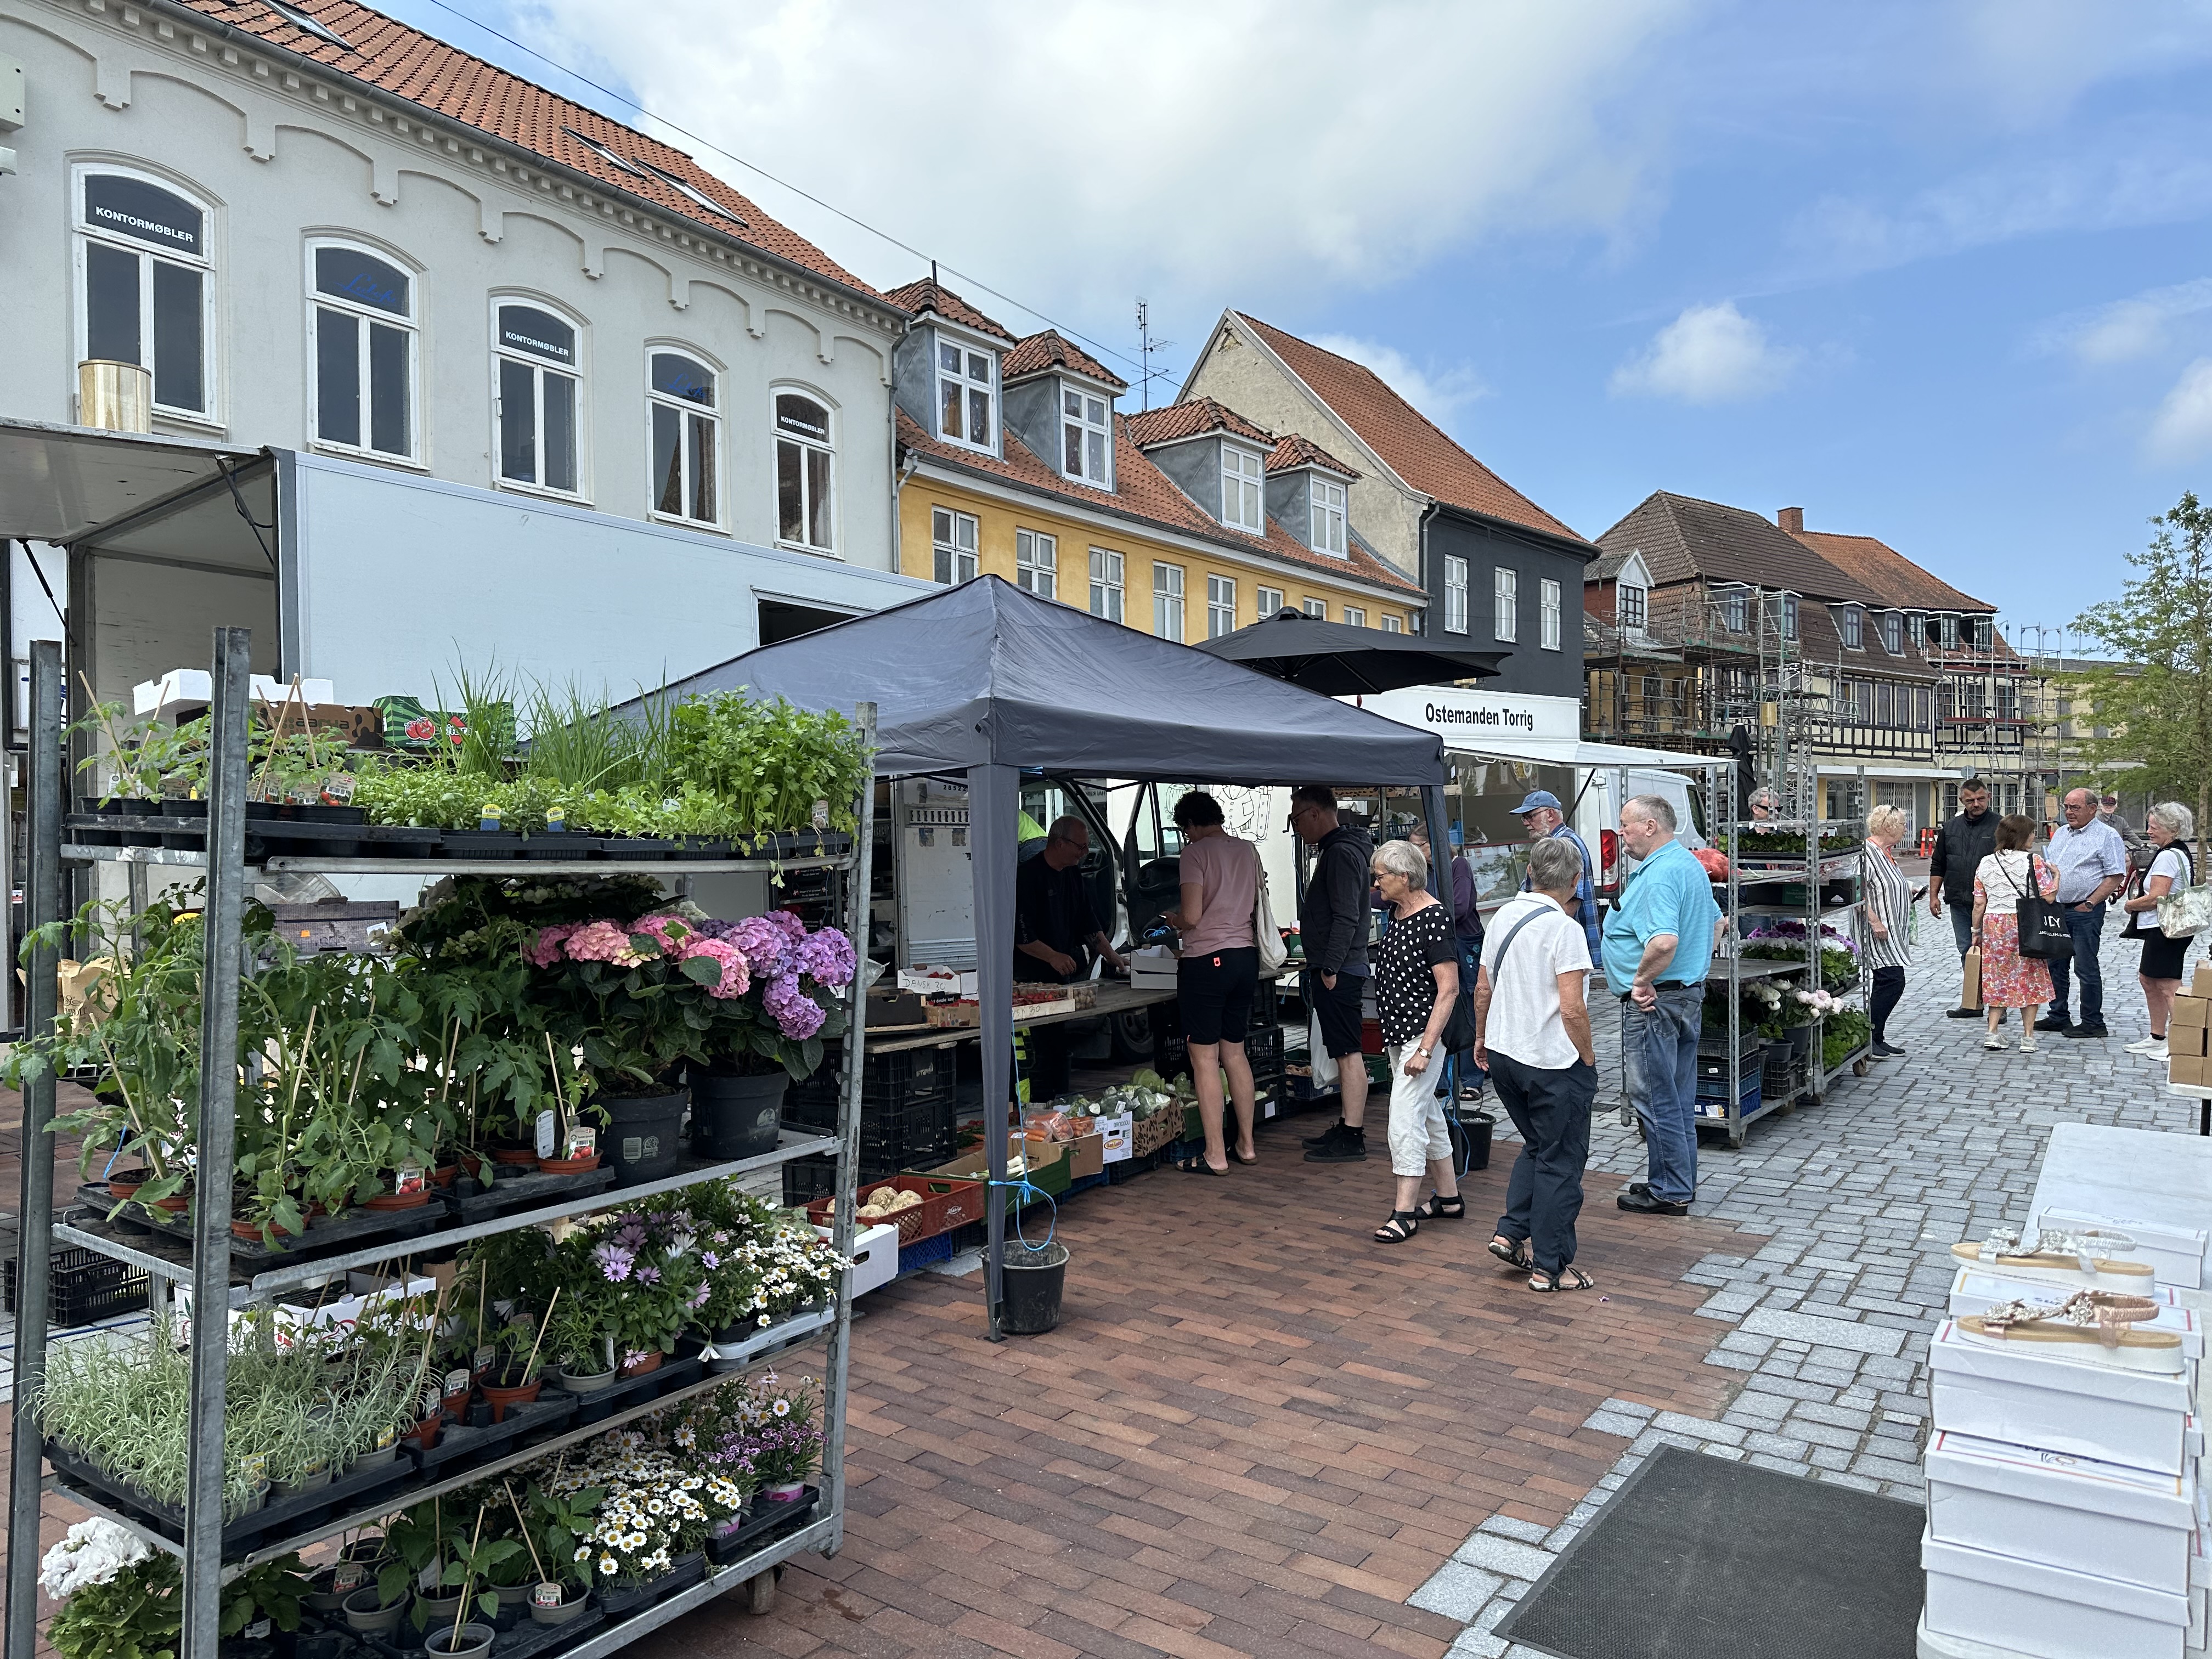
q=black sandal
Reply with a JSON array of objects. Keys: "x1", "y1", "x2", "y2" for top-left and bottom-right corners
[
  {"x1": 1415, "y1": 1194, "x2": 1465, "y2": 1221},
  {"x1": 1528, "y1": 1266, "x2": 1594, "y2": 1294},
  {"x1": 1373, "y1": 1211, "x2": 1420, "y2": 1244},
  {"x1": 1487, "y1": 1237, "x2": 1532, "y2": 1269}
]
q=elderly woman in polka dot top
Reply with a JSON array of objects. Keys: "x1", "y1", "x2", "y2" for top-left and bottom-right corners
[{"x1": 1368, "y1": 838, "x2": 1464, "y2": 1244}]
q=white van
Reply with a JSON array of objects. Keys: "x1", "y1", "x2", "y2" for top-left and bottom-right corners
[{"x1": 1573, "y1": 766, "x2": 1708, "y2": 904}]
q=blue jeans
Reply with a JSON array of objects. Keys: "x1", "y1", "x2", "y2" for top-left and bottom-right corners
[
  {"x1": 1623, "y1": 983, "x2": 1702, "y2": 1204},
  {"x1": 1949, "y1": 902, "x2": 1976, "y2": 959},
  {"x1": 2046, "y1": 904, "x2": 2109, "y2": 1028}
]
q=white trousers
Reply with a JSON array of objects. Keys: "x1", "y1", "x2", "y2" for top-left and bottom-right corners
[{"x1": 1384, "y1": 1044, "x2": 1452, "y2": 1177}]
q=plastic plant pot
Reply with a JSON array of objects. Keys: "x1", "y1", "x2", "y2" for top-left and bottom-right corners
[
  {"x1": 536, "y1": 1152, "x2": 601, "y2": 1175},
  {"x1": 618, "y1": 1350, "x2": 663, "y2": 1379},
  {"x1": 478, "y1": 1378, "x2": 541, "y2": 1421},
  {"x1": 601, "y1": 1088, "x2": 687, "y2": 1186},
  {"x1": 341, "y1": 1588, "x2": 409, "y2": 1635},
  {"x1": 555, "y1": 1365, "x2": 617, "y2": 1394},
  {"x1": 364, "y1": 1187, "x2": 431, "y2": 1211},
  {"x1": 422, "y1": 1621, "x2": 495, "y2": 1659},
  {"x1": 689, "y1": 1070, "x2": 787, "y2": 1160},
  {"x1": 415, "y1": 1588, "x2": 468, "y2": 1629},
  {"x1": 761, "y1": 1482, "x2": 806, "y2": 1503},
  {"x1": 997, "y1": 1239, "x2": 1069, "y2": 1335},
  {"x1": 528, "y1": 1584, "x2": 592, "y2": 1627}
]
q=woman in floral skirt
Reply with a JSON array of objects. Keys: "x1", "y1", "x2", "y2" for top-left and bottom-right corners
[{"x1": 1971, "y1": 814, "x2": 2059, "y2": 1054}]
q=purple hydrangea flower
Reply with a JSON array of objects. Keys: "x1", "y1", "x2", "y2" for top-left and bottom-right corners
[
  {"x1": 794, "y1": 927, "x2": 856, "y2": 988},
  {"x1": 763, "y1": 974, "x2": 826, "y2": 1040},
  {"x1": 729, "y1": 916, "x2": 794, "y2": 980}
]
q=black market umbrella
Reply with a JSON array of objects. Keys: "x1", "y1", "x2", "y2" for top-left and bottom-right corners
[{"x1": 1194, "y1": 607, "x2": 1507, "y2": 695}]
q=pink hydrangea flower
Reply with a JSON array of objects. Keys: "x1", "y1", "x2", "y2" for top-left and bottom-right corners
[
  {"x1": 679, "y1": 935, "x2": 751, "y2": 998},
  {"x1": 527, "y1": 922, "x2": 580, "y2": 968},
  {"x1": 562, "y1": 919, "x2": 637, "y2": 964},
  {"x1": 630, "y1": 913, "x2": 693, "y2": 954}
]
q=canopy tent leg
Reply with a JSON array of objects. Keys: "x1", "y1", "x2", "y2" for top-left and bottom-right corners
[{"x1": 970, "y1": 764, "x2": 1018, "y2": 1341}]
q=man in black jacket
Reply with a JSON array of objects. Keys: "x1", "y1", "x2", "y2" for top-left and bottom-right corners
[
  {"x1": 1928, "y1": 778, "x2": 2000, "y2": 1019},
  {"x1": 1291, "y1": 786, "x2": 1375, "y2": 1162}
]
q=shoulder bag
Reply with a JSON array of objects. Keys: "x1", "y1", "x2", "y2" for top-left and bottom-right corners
[
  {"x1": 1252, "y1": 858, "x2": 1288, "y2": 973},
  {"x1": 2157, "y1": 840, "x2": 2212, "y2": 938},
  {"x1": 1443, "y1": 902, "x2": 1549, "y2": 1053},
  {"x1": 2007, "y1": 854, "x2": 2073, "y2": 960}
]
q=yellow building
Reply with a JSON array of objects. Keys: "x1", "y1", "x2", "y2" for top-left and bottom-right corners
[{"x1": 883, "y1": 280, "x2": 1423, "y2": 636}]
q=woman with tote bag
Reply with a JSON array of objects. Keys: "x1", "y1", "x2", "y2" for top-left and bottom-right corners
[
  {"x1": 1971, "y1": 815, "x2": 2061, "y2": 1055},
  {"x1": 1161, "y1": 791, "x2": 1263, "y2": 1175},
  {"x1": 2120, "y1": 802, "x2": 2198, "y2": 1060}
]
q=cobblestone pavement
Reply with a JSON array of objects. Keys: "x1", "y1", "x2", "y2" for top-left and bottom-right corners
[{"x1": 1414, "y1": 924, "x2": 2192, "y2": 1657}]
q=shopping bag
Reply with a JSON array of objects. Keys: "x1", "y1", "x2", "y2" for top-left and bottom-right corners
[
  {"x1": 1961, "y1": 946, "x2": 1982, "y2": 1012},
  {"x1": 2159, "y1": 882, "x2": 2212, "y2": 939},
  {"x1": 2010, "y1": 855, "x2": 2073, "y2": 961},
  {"x1": 1254, "y1": 870, "x2": 1288, "y2": 973},
  {"x1": 1308, "y1": 1009, "x2": 1339, "y2": 1090}
]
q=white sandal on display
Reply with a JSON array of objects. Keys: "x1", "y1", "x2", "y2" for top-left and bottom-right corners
[{"x1": 1949, "y1": 1227, "x2": 2154, "y2": 1289}]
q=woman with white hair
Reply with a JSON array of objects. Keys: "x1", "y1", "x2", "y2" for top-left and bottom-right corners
[
  {"x1": 1860, "y1": 805, "x2": 1915, "y2": 1059},
  {"x1": 2121, "y1": 802, "x2": 2197, "y2": 1059},
  {"x1": 1366, "y1": 838, "x2": 1462, "y2": 1243}
]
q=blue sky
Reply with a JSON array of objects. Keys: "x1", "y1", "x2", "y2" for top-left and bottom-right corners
[{"x1": 388, "y1": 0, "x2": 2212, "y2": 641}]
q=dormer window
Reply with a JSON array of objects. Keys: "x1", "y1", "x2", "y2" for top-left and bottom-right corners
[
  {"x1": 1839, "y1": 606, "x2": 1863, "y2": 650},
  {"x1": 938, "y1": 340, "x2": 994, "y2": 449},
  {"x1": 1222, "y1": 446, "x2": 1264, "y2": 533},
  {"x1": 1881, "y1": 612, "x2": 1903, "y2": 654},
  {"x1": 1617, "y1": 583, "x2": 1647, "y2": 631},
  {"x1": 1062, "y1": 385, "x2": 1110, "y2": 486},
  {"x1": 1310, "y1": 478, "x2": 1347, "y2": 555}
]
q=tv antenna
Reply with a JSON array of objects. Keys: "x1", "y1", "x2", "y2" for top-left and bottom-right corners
[{"x1": 1135, "y1": 298, "x2": 1176, "y2": 410}]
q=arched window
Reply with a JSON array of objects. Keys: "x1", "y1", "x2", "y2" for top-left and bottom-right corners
[
  {"x1": 75, "y1": 167, "x2": 215, "y2": 418},
  {"x1": 309, "y1": 241, "x2": 416, "y2": 459},
  {"x1": 648, "y1": 351, "x2": 718, "y2": 526},
  {"x1": 494, "y1": 300, "x2": 583, "y2": 496},
  {"x1": 774, "y1": 391, "x2": 834, "y2": 552}
]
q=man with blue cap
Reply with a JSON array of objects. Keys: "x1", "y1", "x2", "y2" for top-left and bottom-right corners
[{"x1": 1514, "y1": 791, "x2": 1600, "y2": 960}]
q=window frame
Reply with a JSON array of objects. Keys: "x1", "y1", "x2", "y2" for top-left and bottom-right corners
[
  {"x1": 1256, "y1": 585, "x2": 1285, "y2": 619},
  {"x1": 1881, "y1": 611, "x2": 1904, "y2": 655},
  {"x1": 1443, "y1": 555, "x2": 1469, "y2": 634},
  {"x1": 1384, "y1": 615, "x2": 1403, "y2": 634},
  {"x1": 1838, "y1": 605, "x2": 1864, "y2": 650},
  {"x1": 645, "y1": 344, "x2": 723, "y2": 531},
  {"x1": 1493, "y1": 566, "x2": 1519, "y2": 643},
  {"x1": 1221, "y1": 445, "x2": 1265, "y2": 533},
  {"x1": 934, "y1": 329, "x2": 998, "y2": 455},
  {"x1": 1309, "y1": 476, "x2": 1347, "y2": 555},
  {"x1": 1717, "y1": 586, "x2": 1748, "y2": 633},
  {"x1": 930, "y1": 506, "x2": 979, "y2": 585},
  {"x1": 1782, "y1": 593, "x2": 1800, "y2": 642},
  {"x1": 1089, "y1": 547, "x2": 1125, "y2": 623},
  {"x1": 1617, "y1": 583, "x2": 1647, "y2": 631},
  {"x1": 304, "y1": 236, "x2": 420, "y2": 465},
  {"x1": 1301, "y1": 597, "x2": 1327, "y2": 619},
  {"x1": 490, "y1": 294, "x2": 589, "y2": 503},
  {"x1": 73, "y1": 162, "x2": 219, "y2": 425},
  {"x1": 1015, "y1": 527, "x2": 1057, "y2": 599},
  {"x1": 771, "y1": 384, "x2": 837, "y2": 554},
  {"x1": 1059, "y1": 379, "x2": 1113, "y2": 488},
  {"x1": 1154, "y1": 562, "x2": 1187, "y2": 641},
  {"x1": 1206, "y1": 573, "x2": 1237, "y2": 639},
  {"x1": 1539, "y1": 577, "x2": 1562, "y2": 651},
  {"x1": 1342, "y1": 606, "x2": 1365, "y2": 629}
]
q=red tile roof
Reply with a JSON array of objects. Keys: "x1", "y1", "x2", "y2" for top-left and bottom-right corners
[
  {"x1": 1596, "y1": 491, "x2": 1881, "y2": 605},
  {"x1": 1267, "y1": 432, "x2": 1358, "y2": 479},
  {"x1": 898, "y1": 411, "x2": 1424, "y2": 599},
  {"x1": 1001, "y1": 330, "x2": 1128, "y2": 391},
  {"x1": 882, "y1": 278, "x2": 1015, "y2": 342},
  {"x1": 1233, "y1": 314, "x2": 1586, "y2": 544},
  {"x1": 1788, "y1": 528, "x2": 1994, "y2": 614},
  {"x1": 1124, "y1": 397, "x2": 1277, "y2": 450},
  {"x1": 167, "y1": 0, "x2": 881, "y2": 298}
]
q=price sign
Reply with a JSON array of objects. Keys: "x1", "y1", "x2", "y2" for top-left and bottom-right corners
[
  {"x1": 533, "y1": 1583, "x2": 564, "y2": 1609},
  {"x1": 333, "y1": 1564, "x2": 364, "y2": 1595},
  {"x1": 442, "y1": 1368, "x2": 469, "y2": 1398},
  {"x1": 534, "y1": 1110, "x2": 557, "y2": 1158}
]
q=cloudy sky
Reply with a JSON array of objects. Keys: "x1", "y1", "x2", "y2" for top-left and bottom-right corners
[{"x1": 392, "y1": 0, "x2": 2212, "y2": 637}]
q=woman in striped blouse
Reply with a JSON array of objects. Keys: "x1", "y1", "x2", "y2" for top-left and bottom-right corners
[{"x1": 1861, "y1": 805, "x2": 1916, "y2": 1060}]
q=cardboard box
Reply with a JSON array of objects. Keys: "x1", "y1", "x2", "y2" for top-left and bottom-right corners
[
  {"x1": 1928, "y1": 1318, "x2": 2192, "y2": 1474},
  {"x1": 1128, "y1": 946, "x2": 1178, "y2": 990},
  {"x1": 2172, "y1": 994, "x2": 2210, "y2": 1028},
  {"x1": 2194, "y1": 964, "x2": 2212, "y2": 1000},
  {"x1": 1098, "y1": 1113, "x2": 1133, "y2": 1163},
  {"x1": 1064, "y1": 1129, "x2": 1104, "y2": 1182},
  {"x1": 1926, "y1": 1430, "x2": 2197, "y2": 1595},
  {"x1": 1922, "y1": 1525, "x2": 2188, "y2": 1659},
  {"x1": 2171, "y1": 1053, "x2": 2209, "y2": 1088},
  {"x1": 898, "y1": 966, "x2": 978, "y2": 997}
]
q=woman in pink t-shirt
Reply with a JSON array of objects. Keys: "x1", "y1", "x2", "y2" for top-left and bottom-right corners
[{"x1": 1161, "y1": 791, "x2": 1264, "y2": 1175}]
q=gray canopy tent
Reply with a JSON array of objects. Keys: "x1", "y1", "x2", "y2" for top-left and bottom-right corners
[{"x1": 658, "y1": 576, "x2": 1454, "y2": 1335}]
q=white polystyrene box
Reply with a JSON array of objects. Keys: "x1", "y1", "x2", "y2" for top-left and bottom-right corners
[
  {"x1": 1923, "y1": 1526, "x2": 2189, "y2": 1659},
  {"x1": 1949, "y1": 1269, "x2": 2204, "y2": 1358},
  {"x1": 2033, "y1": 1206, "x2": 2209, "y2": 1290},
  {"x1": 1098, "y1": 1113, "x2": 1133, "y2": 1163},
  {"x1": 1925, "y1": 1429, "x2": 2196, "y2": 1595},
  {"x1": 1930, "y1": 1318, "x2": 2193, "y2": 1474},
  {"x1": 816, "y1": 1221, "x2": 898, "y2": 1298},
  {"x1": 1128, "y1": 946, "x2": 1178, "y2": 990}
]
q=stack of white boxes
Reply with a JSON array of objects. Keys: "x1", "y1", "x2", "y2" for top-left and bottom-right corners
[{"x1": 1922, "y1": 1249, "x2": 2208, "y2": 1657}]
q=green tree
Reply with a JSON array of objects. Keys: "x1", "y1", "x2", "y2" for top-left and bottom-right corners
[{"x1": 2070, "y1": 492, "x2": 2212, "y2": 881}]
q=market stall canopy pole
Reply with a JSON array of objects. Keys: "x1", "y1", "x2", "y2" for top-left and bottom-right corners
[
  {"x1": 1194, "y1": 608, "x2": 1508, "y2": 697},
  {"x1": 972, "y1": 764, "x2": 1018, "y2": 1341},
  {"x1": 634, "y1": 576, "x2": 1450, "y2": 787}
]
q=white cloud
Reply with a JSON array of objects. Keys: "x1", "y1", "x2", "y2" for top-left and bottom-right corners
[
  {"x1": 1609, "y1": 302, "x2": 1801, "y2": 404},
  {"x1": 513, "y1": 0, "x2": 1696, "y2": 334},
  {"x1": 2034, "y1": 278, "x2": 2212, "y2": 365},
  {"x1": 1304, "y1": 335, "x2": 1486, "y2": 424},
  {"x1": 2148, "y1": 357, "x2": 2212, "y2": 462}
]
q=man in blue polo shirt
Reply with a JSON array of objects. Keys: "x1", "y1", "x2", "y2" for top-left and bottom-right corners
[{"x1": 1602, "y1": 793, "x2": 1722, "y2": 1216}]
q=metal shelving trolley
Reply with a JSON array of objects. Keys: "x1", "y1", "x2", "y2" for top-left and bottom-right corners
[
  {"x1": 3, "y1": 633, "x2": 872, "y2": 1658},
  {"x1": 1696, "y1": 775, "x2": 1870, "y2": 1146}
]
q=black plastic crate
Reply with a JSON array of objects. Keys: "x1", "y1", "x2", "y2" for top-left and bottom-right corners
[
  {"x1": 1245, "y1": 1022, "x2": 1285, "y2": 1068},
  {"x1": 4, "y1": 1245, "x2": 150, "y2": 1328},
  {"x1": 782, "y1": 1154, "x2": 839, "y2": 1207},
  {"x1": 787, "y1": 1043, "x2": 956, "y2": 1121}
]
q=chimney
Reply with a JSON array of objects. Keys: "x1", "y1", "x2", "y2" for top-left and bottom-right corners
[{"x1": 1776, "y1": 507, "x2": 1804, "y2": 534}]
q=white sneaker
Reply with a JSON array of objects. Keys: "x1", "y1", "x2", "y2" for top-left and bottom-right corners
[
  {"x1": 1983, "y1": 1034, "x2": 2007, "y2": 1051},
  {"x1": 2125, "y1": 1036, "x2": 2166, "y2": 1055},
  {"x1": 2143, "y1": 1040, "x2": 2169, "y2": 1061},
  {"x1": 2019, "y1": 1035, "x2": 2038, "y2": 1053}
]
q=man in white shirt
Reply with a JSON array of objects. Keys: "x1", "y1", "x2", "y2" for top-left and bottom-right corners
[
  {"x1": 2041, "y1": 787, "x2": 2131, "y2": 1040},
  {"x1": 1473, "y1": 837, "x2": 1598, "y2": 1293}
]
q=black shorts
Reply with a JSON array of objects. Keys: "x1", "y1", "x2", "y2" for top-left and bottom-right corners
[
  {"x1": 1178, "y1": 947, "x2": 1259, "y2": 1046},
  {"x1": 2140, "y1": 929, "x2": 2191, "y2": 982},
  {"x1": 1305, "y1": 967, "x2": 1366, "y2": 1058}
]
